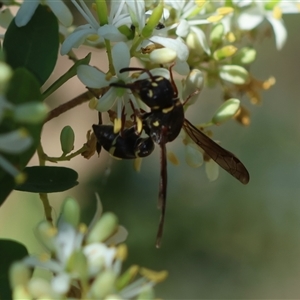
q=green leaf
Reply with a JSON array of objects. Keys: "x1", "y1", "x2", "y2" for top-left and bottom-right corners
[
  {"x1": 3, "y1": 5, "x2": 59, "y2": 85},
  {"x1": 219, "y1": 65, "x2": 250, "y2": 85},
  {"x1": 0, "y1": 239, "x2": 28, "y2": 300},
  {"x1": 15, "y1": 166, "x2": 79, "y2": 193}
]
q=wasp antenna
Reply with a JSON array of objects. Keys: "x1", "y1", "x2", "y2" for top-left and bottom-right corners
[{"x1": 119, "y1": 67, "x2": 154, "y2": 80}]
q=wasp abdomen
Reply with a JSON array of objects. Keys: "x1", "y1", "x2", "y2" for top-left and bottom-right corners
[{"x1": 92, "y1": 124, "x2": 154, "y2": 159}]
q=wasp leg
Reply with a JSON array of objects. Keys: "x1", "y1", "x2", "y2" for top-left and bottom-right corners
[{"x1": 156, "y1": 141, "x2": 167, "y2": 248}]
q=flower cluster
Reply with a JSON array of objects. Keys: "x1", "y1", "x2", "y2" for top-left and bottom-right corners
[
  {"x1": 0, "y1": 0, "x2": 297, "y2": 180},
  {"x1": 9, "y1": 196, "x2": 167, "y2": 299}
]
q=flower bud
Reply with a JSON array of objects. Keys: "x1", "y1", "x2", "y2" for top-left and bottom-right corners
[
  {"x1": 12, "y1": 285, "x2": 31, "y2": 300},
  {"x1": 67, "y1": 250, "x2": 88, "y2": 282},
  {"x1": 219, "y1": 65, "x2": 249, "y2": 84},
  {"x1": 9, "y1": 262, "x2": 30, "y2": 288},
  {"x1": 28, "y1": 278, "x2": 53, "y2": 298},
  {"x1": 0, "y1": 61, "x2": 12, "y2": 93},
  {"x1": 87, "y1": 212, "x2": 118, "y2": 244},
  {"x1": 186, "y1": 32, "x2": 203, "y2": 53},
  {"x1": 211, "y1": 98, "x2": 240, "y2": 124},
  {"x1": 91, "y1": 270, "x2": 116, "y2": 298},
  {"x1": 142, "y1": 3, "x2": 163, "y2": 38},
  {"x1": 60, "y1": 125, "x2": 75, "y2": 154},
  {"x1": 205, "y1": 159, "x2": 219, "y2": 181},
  {"x1": 149, "y1": 48, "x2": 177, "y2": 64},
  {"x1": 232, "y1": 47, "x2": 256, "y2": 65},
  {"x1": 61, "y1": 197, "x2": 80, "y2": 227},
  {"x1": 213, "y1": 45, "x2": 237, "y2": 60},
  {"x1": 116, "y1": 265, "x2": 139, "y2": 290},
  {"x1": 35, "y1": 221, "x2": 57, "y2": 251},
  {"x1": 13, "y1": 102, "x2": 48, "y2": 123},
  {"x1": 210, "y1": 23, "x2": 224, "y2": 44}
]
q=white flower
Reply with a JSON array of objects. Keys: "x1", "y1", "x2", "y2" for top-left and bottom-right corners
[
  {"x1": 83, "y1": 243, "x2": 116, "y2": 277},
  {"x1": 15, "y1": 0, "x2": 73, "y2": 27},
  {"x1": 61, "y1": 0, "x2": 130, "y2": 55},
  {"x1": 236, "y1": 1, "x2": 300, "y2": 50},
  {"x1": 77, "y1": 42, "x2": 131, "y2": 115},
  {"x1": 165, "y1": 0, "x2": 212, "y2": 55}
]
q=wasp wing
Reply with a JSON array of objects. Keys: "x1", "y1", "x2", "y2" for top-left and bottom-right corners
[{"x1": 183, "y1": 119, "x2": 250, "y2": 184}]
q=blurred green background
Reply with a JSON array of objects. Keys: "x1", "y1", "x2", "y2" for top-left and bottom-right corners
[
  {"x1": 86, "y1": 15, "x2": 300, "y2": 298},
  {"x1": 1, "y1": 13, "x2": 300, "y2": 300}
]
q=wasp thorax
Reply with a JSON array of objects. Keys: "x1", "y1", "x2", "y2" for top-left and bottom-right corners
[{"x1": 136, "y1": 76, "x2": 174, "y2": 109}]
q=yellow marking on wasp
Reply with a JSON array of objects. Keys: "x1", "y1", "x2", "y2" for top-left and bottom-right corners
[
  {"x1": 136, "y1": 117, "x2": 143, "y2": 134},
  {"x1": 156, "y1": 77, "x2": 164, "y2": 82},
  {"x1": 152, "y1": 105, "x2": 160, "y2": 110},
  {"x1": 162, "y1": 106, "x2": 174, "y2": 114},
  {"x1": 151, "y1": 82, "x2": 158, "y2": 87},
  {"x1": 153, "y1": 120, "x2": 160, "y2": 127},
  {"x1": 109, "y1": 146, "x2": 116, "y2": 155},
  {"x1": 147, "y1": 89, "x2": 153, "y2": 98}
]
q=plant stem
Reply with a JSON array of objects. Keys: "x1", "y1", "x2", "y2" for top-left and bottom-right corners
[
  {"x1": 39, "y1": 193, "x2": 53, "y2": 225},
  {"x1": 45, "y1": 145, "x2": 88, "y2": 162}
]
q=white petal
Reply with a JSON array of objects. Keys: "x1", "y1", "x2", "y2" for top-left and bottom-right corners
[
  {"x1": 98, "y1": 24, "x2": 127, "y2": 42},
  {"x1": 190, "y1": 26, "x2": 210, "y2": 55},
  {"x1": 23, "y1": 256, "x2": 62, "y2": 273},
  {"x1": 105, "y1": 225, "x2": 128, "y2": 245},
  {"x1": 51, "y1": 273, "x2": 71, "y2": 294},
  {"x1": 96, "y1": 88, "x2": 117, "y2": 112},
  {"x1": 54, "y1": 222, "x2": 77, "y2": 263},
  {"x1": 87, "y1": 193, "x2": 103, "y2": 234},
  {"x1": 77, "y1": 65, "x2": 108, "y2": 89},
  {"x1": 176, "y1": 19, "x2": 190, "y2": 37},
  {"x1": 60, "y1": 24, "x2": 98, "y2": 55},
  {"x1": 267, "y1": 16, "x2": 287, "y2": 50},
  {"x1": 46, "y1": 0, "x2": 73, "y2": 27},
  {"x1": 112, "y1": 42, "x2": 130, "y2": 79},
  {"x1": 83, "y1": 243, "x2": 116, "y2": 276},
  {"x1": 0, "y1": 129, "x2": 32, "y2": 153},
  {"x1": 237, "y1": 6, "x2": 264, "y2": 30},
  {"x1": 125, "y1": 0, "x2": 145, "y2": 30},
  {"x1": 150, "y1": 36, "x2": 189, "y2": 61},
  {"x1": 84, "y1": 243, "x2": 116, "y2": 267},
  {"x1": 280, "y1": 2, "x2": 300, "y2": 14},
  {"x1": 15, "y1": 0, "x2": 39, "y2": 27}
]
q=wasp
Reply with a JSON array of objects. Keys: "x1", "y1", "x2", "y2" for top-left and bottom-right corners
[{"x1": 93, "y1": 67, "x2": 250, "y2": 248}]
